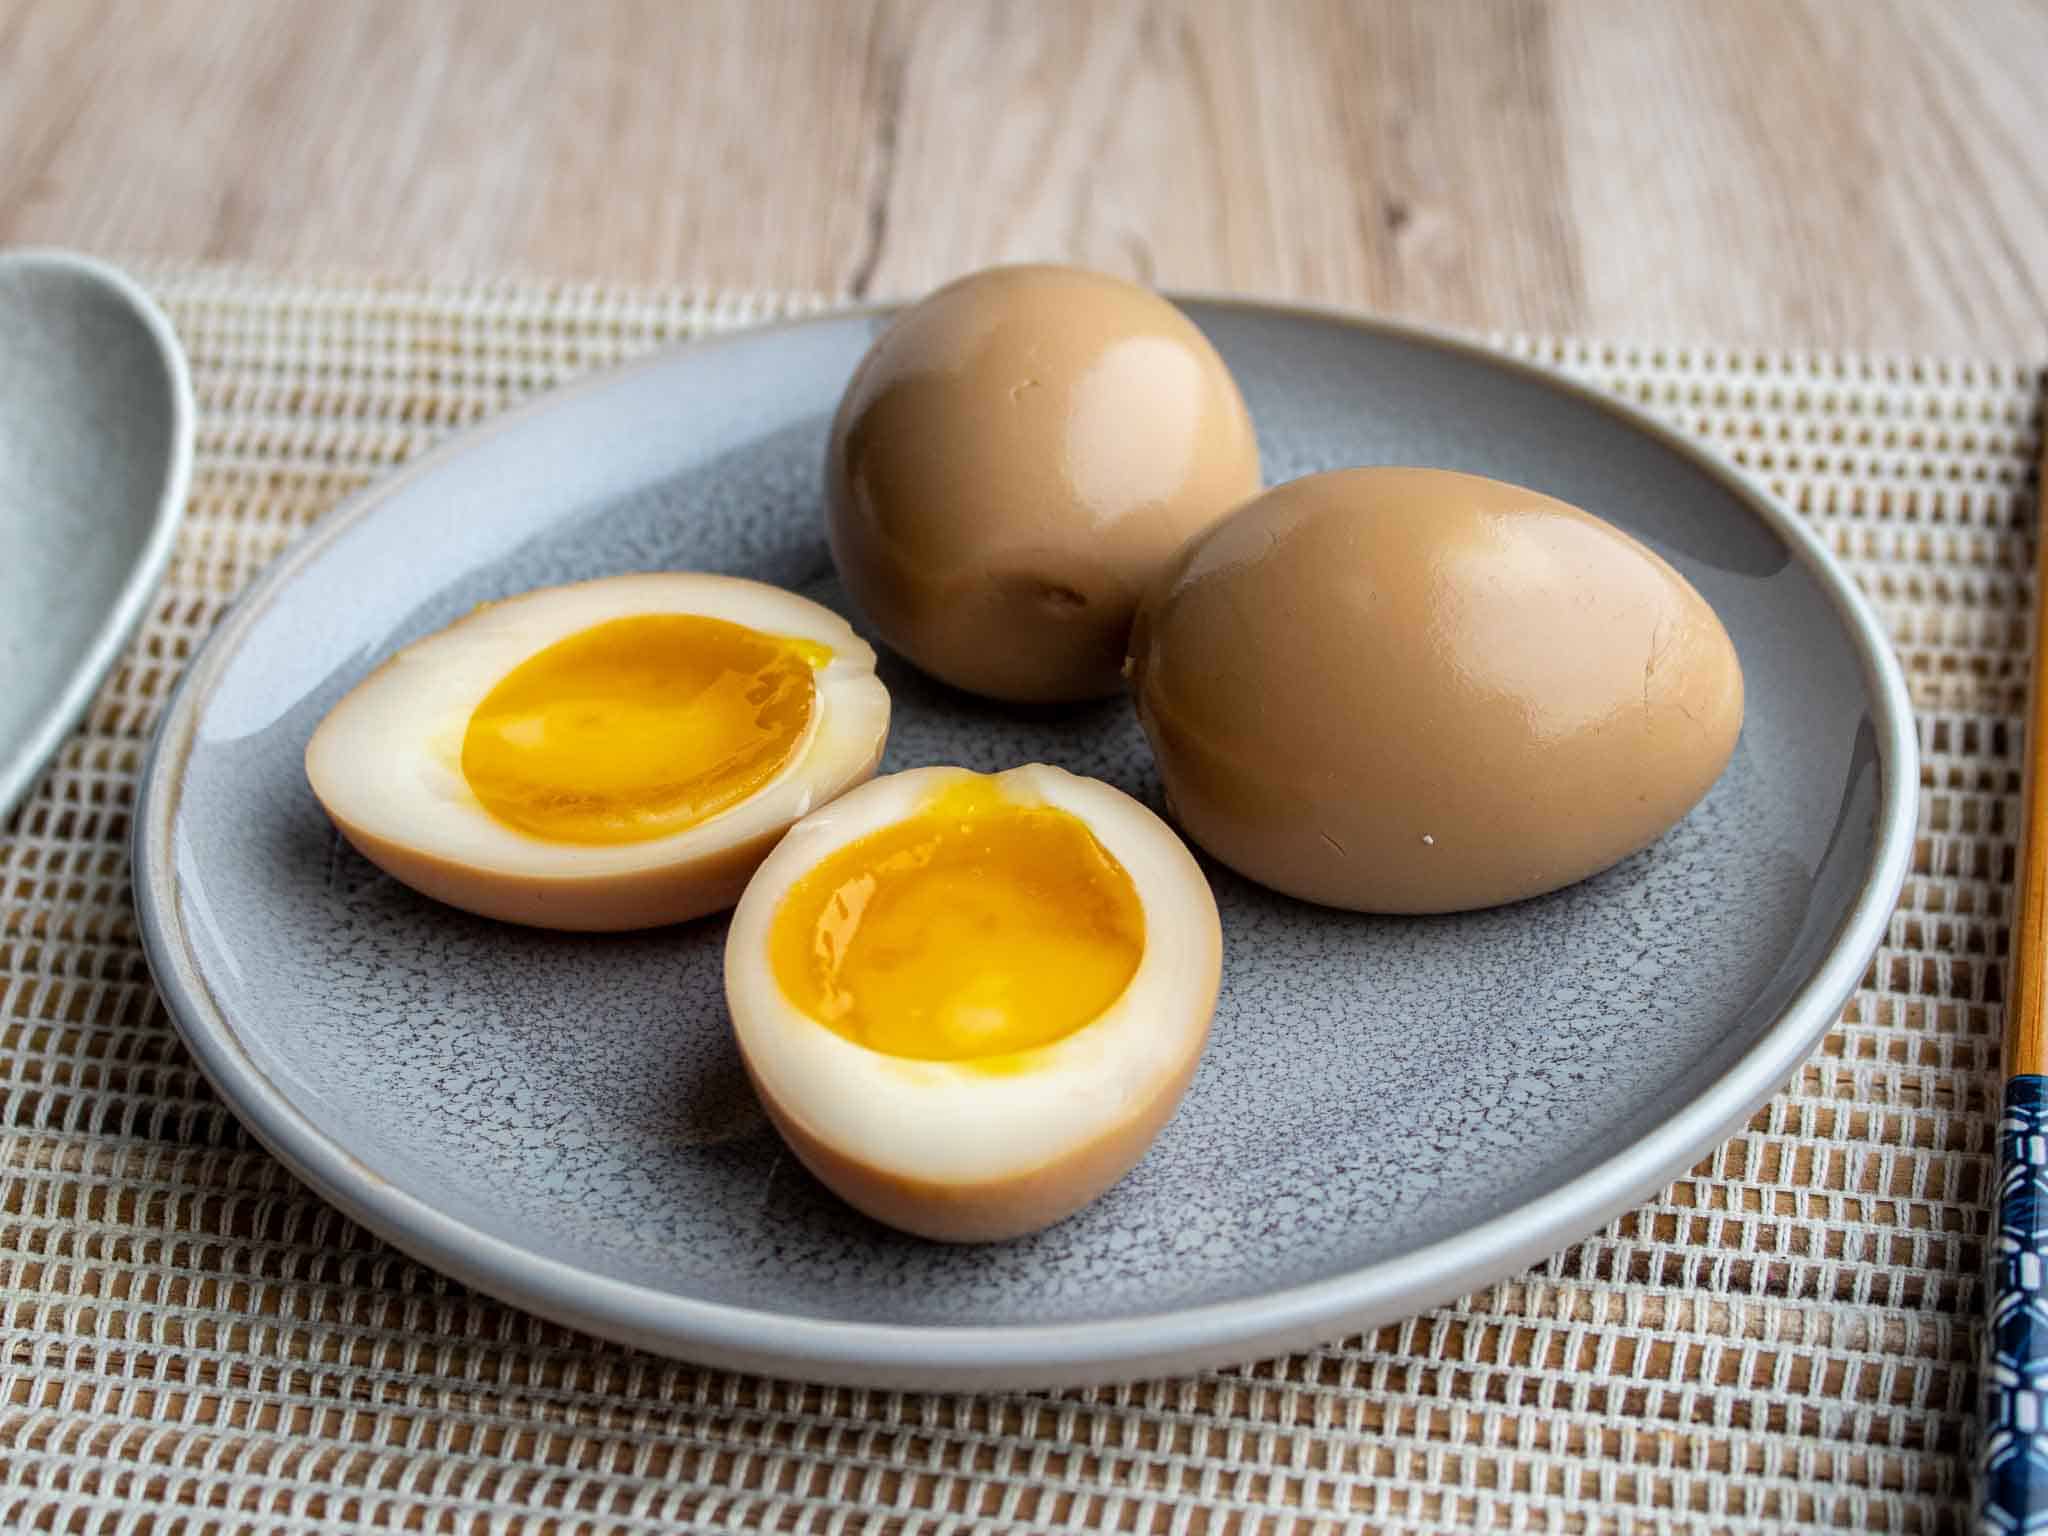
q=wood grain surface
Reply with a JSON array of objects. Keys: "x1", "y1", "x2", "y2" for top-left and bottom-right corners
[{"x1": 1, "y1": 0, "x2": 2044, "y2": 353}]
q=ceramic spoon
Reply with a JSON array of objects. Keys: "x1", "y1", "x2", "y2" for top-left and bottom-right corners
[{"x1": 0, "y1": 250, "x2": 192, "y2": 823}]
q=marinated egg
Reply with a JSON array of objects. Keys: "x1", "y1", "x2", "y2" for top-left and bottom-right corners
[
  {"x1": 825, "y1": 264, "x2": 1262, "y2": 703},
  {"x1": 1128, "y1": 468, "x2": 1745, "y2": 913},
  {"x1": 305, "y1": 574, "x2": 890, "y2": 930},
  {"x1": 724, "y1": 765, "x2": 1220, "y2": 1242}
]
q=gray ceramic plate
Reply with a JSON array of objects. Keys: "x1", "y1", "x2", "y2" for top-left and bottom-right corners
[
  {"x1": 135, "y1": 301, "x2": 1916, "y2": 1389},
  {"x1": 1, "y1": 250, "x2": 192, "y2": 823}
]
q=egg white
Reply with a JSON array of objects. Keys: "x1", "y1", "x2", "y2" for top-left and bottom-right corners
[
  {"x1": 305, "y1": 573, "x2": 890, "y2": 929},
  {"x1": 724, "y1": 764, "x2": 1220, "y2": 1205}
]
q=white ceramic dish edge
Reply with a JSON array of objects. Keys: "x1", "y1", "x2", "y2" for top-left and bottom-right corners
[{"x1": 1, "y1": 249, "x2": 194, "y2": 822}]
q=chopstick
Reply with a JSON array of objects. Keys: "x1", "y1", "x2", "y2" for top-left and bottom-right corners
[{"x1": 1981, "y1": 414, "x2": 2048, "y2": 1530}]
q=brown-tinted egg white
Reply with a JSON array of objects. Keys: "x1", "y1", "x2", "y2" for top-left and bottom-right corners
[
  {"x1": 825, "y1": 264, "x2": 1262, "y2": 703},
  {"x1": 723, "y1": 765, "x2": 1221, "y2": 1242},
  {"x1": 1128, "y1": 468, "x2": 1745, "y2": 914}
]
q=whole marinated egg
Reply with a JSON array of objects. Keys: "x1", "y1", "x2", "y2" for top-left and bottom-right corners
[
  {"x1": 724, "y1": 764, "x2": 1220, "y2": 1242},
  {"x1": 825, "y1": 264, "x2": 1262, "y2": 703},
  {"x1": 1128, "y1": 468, "x2": 1745, "y2": 913},
  {"x1": 305, "y1": 573, "x2": 890, "y2": 930}
]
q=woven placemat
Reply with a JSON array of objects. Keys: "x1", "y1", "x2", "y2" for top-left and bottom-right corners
[{"x1": 2, "y1": 265, "x2": 2040, "y2": 1535}]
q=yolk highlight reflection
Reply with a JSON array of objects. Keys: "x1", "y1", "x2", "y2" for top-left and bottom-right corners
[
  {"x1": 462, "y1": 613, "x2": 829, "y2": 844},
  {"x1": 770, "y1": 778, "x2": 1145, "y2": 1063}
]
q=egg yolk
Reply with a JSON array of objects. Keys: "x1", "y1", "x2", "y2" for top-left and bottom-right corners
[
  {"x1": 770, "y1": 779, "x2": 1145, "y2": 1063},
  {"x1": 461, "y1": 613, "x2": 830, "y2": 844}
]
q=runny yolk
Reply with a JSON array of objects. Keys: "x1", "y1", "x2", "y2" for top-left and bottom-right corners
[
  {"x1": 462, "y1": 613, "x2": 829, "y2": 844},
  {"x1": 769, "y1": 778, "x2": 1145, "y2": 1063}
]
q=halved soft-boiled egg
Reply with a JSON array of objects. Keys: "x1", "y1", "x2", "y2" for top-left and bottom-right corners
[
  {"x1": 305, "y1": 573, "x2": 890, "y2": 931},
  {"x1": 725, "y1": 764, "x2": 1221, "y2": 1242}
]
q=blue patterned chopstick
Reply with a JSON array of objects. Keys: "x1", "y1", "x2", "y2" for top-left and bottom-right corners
[
  {"x1": 1978, "y1": 432, "x2": 2048, "y2": 1535},
  {"x1": 1984, "y1": 1077, "x2": 2048, "y2": 1531}
]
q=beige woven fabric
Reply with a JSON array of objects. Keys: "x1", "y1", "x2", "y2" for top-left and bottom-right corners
[{"x1": 2, "y1": 265, "x2": 2037, "y2": 1535}]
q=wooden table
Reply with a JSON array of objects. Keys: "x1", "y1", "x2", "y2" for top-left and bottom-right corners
[{"x1": 3, "y1": 0, "x2": 2044, "y2": 356}]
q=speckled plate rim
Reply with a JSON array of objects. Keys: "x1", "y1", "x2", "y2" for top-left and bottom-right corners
[
  {"x1": 1, "y1": 248, "x2": 193, "y2": 823},
  {"x1": 133, "y1": 296, "x2": 1919, "y2": 1390}
]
